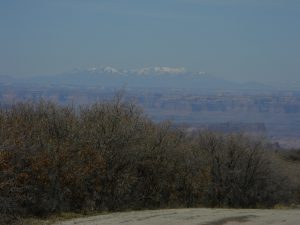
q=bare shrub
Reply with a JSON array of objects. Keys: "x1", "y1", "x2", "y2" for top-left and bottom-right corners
[
  {"x1": 196, "y1": 132, "x2": 289, "y2": 207},
  {"x1": 0, "y1": 99, "x2": 297, "y2": 223}
]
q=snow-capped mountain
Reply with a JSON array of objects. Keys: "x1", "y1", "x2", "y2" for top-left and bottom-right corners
[
  {"x1": 72, "y1": 66, "x2": 206, "y2": 76},
  {"x1": 42, "y1": 66, "x2": 234, "y2": 89},
  {"x1": 4, "y1": 66, "x2": 273, "y2": 91}
]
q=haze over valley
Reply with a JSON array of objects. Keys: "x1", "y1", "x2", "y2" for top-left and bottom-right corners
[{"x1": 1, "y1": 67, "x2": 300, "y2": 148}]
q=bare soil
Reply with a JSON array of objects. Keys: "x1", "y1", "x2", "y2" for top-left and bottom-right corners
[{"x1": 54, "y1": 208, "x2": 300, "y2": 225}]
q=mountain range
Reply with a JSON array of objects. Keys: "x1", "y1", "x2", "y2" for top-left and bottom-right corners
[{"x1": 1, "y1": 66, "x2": 274, "y2": 91}]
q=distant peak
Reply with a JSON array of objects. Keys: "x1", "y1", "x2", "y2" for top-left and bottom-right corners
[
  {"x1": 85, "y1": 66, "x2": 121, "y2": 74},
  {"x1": 134, "y1": 66, "x2": 186, "y2": 75},
  {"x1": 102, "y1": 66, "x2": 120, "y2": 74},
  {"x1": 154, "y1": 66, "x2": 186, "y2": 74},
  {"x1": 196, "y1": 71, "x2": 208, "y2": 76},
  {"x1": 80, "y1": 66, "x2": 209, "y2": 76}
]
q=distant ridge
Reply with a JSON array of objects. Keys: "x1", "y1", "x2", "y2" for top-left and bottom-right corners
[
  {"x1": 5, "y1": 66, "x2": 272, "y2": 91},
  {"x1": 0, "y1": 66, "x2": 275, "y2": 91}
]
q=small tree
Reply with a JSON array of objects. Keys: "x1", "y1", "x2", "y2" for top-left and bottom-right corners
[{"x1": 197, "y1": 132, "x2": 288, "y2": 207}]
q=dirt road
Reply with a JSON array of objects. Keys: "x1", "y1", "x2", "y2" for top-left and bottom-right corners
[{"x1": 55, "y1": 208, "x2": 300, "y2": 225}]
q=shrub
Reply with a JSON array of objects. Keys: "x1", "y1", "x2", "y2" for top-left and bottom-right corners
[{"x1": 0, "y1": 99, "x2": 297, "y2": 222}]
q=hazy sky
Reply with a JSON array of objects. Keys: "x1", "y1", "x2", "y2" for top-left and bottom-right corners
[{"x1": 1, "y1": 0, "x2": 299, "y2": 87}]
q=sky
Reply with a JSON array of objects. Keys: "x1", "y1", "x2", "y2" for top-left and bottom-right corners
[{"x1": 0, "y1": 0, "x2": 300, "y2": 88}]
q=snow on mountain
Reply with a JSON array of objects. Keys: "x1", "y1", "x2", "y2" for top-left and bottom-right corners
[
  {"x1": 8, "y1": 66, "x2": 274, "y2": 91},
  {"x1": 134, "y1": 67, "x2": 186, "y2": 75},
  {"x1": 83, "y1": 66, "x2": 188, "y2": 76},
  {"x1": 86, "y1": 66, "x2": 122, "y2": 74}
]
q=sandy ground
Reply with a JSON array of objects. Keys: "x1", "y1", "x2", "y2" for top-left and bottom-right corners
[{"x1": 55, "y1": 208, "x2": 300, "y2": 225}]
